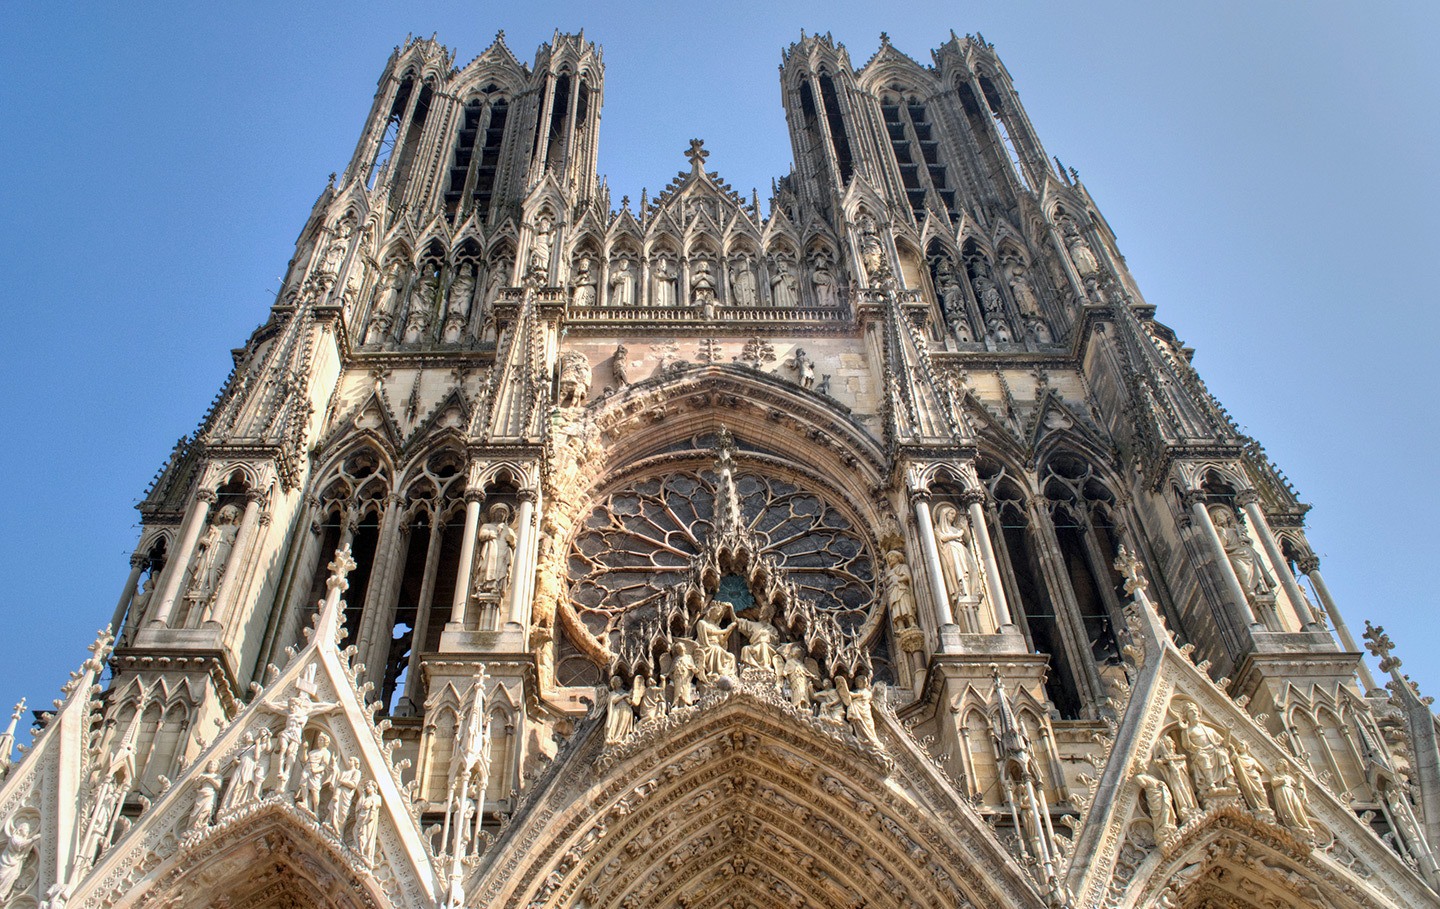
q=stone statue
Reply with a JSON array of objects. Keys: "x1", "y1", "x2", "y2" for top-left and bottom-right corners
[
  {"x1": 858, "y1": 216, "x2": 885, "y2": 279},
  {"x1": 475, "y1": 504, "x2": 516, "y2": 594},
  {"x1": 609, "y1": 255, "x2": 636, "y2": 306},
  {"x1": 635, "y1": 674, "x2": 666, "y2": 723},
  {"x1": 973, "y1": 273, "x2": 1003, "y2": 316},
  {"x1": 296, "y1": 732, "x2": 335, "y2": 815},
  {"x1": 572, "y1": 254, "x2": 598, "y2": 307},
  {"x1": 933, "y1": 504, "x2": 980, "y2": 632},
  {"x1": 1270, "y1": 761, "x2": 1312, "y2": 832},
  {"x1": 770, "y1": 256, "x2": 799, "y2": 309},
  {"x1": 0, "y1": 810, "x2": 39, "y2": 902},
  {"x1": 1175, "y1": 701, "x2": 1237, "y2": 804},
  {"x1": 352, "y1": 780, "x2": 383, "y2": 862},
  {"x1": 528, "y1": 214, "x2": 555, "y2": 278},
  {"x1": 779, "y1": 644, "x2": 819, "y2": 710},
  {"x1": 402, "y1": 278, "x2": 435, "y2": 344},
  {"x1": 652, "y1": 255, "x2": 679, "y2": 307},
  {"x1": 736, "y1": 605, "x2": 783, "y2": 675},
  {"x1": 483, "y1": 259, "x2": 509, "y2": 314},
  {"x1": 186, "y1": 761, "x2": 223, "y2": 832},
  {"x1": 1008, "y1": 265, "x2": 1042, "y2": 317},
  {"x1": 604, "y1": 676, "x2": 641, "y2": 744},
  {"x1": 223, "y1": 731, "x2": 260, "y2": 810},
  {"x1": 320, "y1": 220, "x2": 351, "y2": 276},
  {"x1": 1063, "y1": 221, "x2": 1099, "y2": 277},
  {"x1": 883, "y1": 550, "x2": 917, "y2": 631},
  {"x1": 1026, "y1": 317, "x2": 1053, "y2": 345},
  {"x1": 1136, "y1": 772, "x2": 1177, "y2": 840},
  {"x1": 1208, "y1": 506, "x2": 1275, "y2": 602},
  {"x1": 729, "y1": 253, "x2": 759, "y2": 307},
  {"x1": 264, "y1": 683, "x2": 341, "y2": 785},
  {"x1": 130, "y1": 576, "x2": 155, "y2": 627},
  {"x1": 1228, "y1": 739, "x2": 1273, "y2": 820},
  {"x1": 185, "y1": 503, "x2": 242, "y2": 613},
  {"x1": 695, "y1": 602, "x2": 738, "y2": 679},
  {"x1": 443, "y1": 264, "x2": 475, "y2": 343},
  {"x1": 837, "y1": 675, "x2": 880, "y2": 747},
  {"x1": 668, "y1": 639, "x2": 702, "y2": 707},
  {"x1": 331, "y1": 756, "x2": 362, "y2": 833},
  {"x1": 691, "y1": 258, "x2": 718, "y2": 317},
  {"x1": 611, "y1": 344, "x2": 630, "y2": 387},
  {"x1": 937, "y1": 268, "x2": 970, "y2": 341},
  {"x1": 792, "y1": 348, "x2": 816, "y2": 389},
  {"x1": 811, "y1": 252, "x2": 838, "y2": 307},
  {"x1": 813, "y1": 679, "x2": 846, "y2": 726},
  {"x1": 365, "y1": 269, "x2": 404, "y2": 346},
  {"x1": 556, "y1": 350, "x2": 593, "y2": 408},
  {"x1": 1156, "y1": 737, "x2": 1200, "y2": 822}
]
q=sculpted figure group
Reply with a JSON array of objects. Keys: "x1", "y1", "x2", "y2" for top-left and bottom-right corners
[
  {"x1": 604, "y1": 597, "x2": 883, "y2": 750},
  {"x1": 1137, "y1": 699, "x2": 1312, "y2": 842}
]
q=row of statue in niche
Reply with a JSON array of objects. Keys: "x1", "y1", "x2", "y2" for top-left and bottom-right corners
[
  {"x1": 361, "y1": 258, "x2": 509, "y2": 349},
  {"x1": 573, "y1": 247, "x2": 844, "y2": 313},
  {"x1": 933, "y1": 252, "x2": 1056, "y2": 347}
]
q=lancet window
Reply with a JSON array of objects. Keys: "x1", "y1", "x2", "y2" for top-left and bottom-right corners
[
  {"x1": 1040, "y1": 455, "x2": 1126, "y2": 675},
  {"x1": 978, "y1": 74, "x2": 1030, "y2": 190},
  {"x1": 880, "y1": 88, "x2": 957, "y2": 221},
  {"x1": 366, "y1": 75, "x2": 412, "y2": 190},
  {"x1": 817, "y1": 73, "x2": 854, "y2": 185},
  {"x1": 445, "y1": 88, "x2": 510, "y2": 223}
]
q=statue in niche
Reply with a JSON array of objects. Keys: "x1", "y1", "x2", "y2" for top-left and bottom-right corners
[
  {"x1": 402, "y1": 275, "x2": 436, "y2": 344},
  {"x1": 652, "y1": 255, "x2": 679, "y2": 307},
  {"x1": 475, "y1": 504, "x2": 516, "y2": 594},
  {"x1": 0, "y1": 810, "x2": 39, "y2": 902},
  {"x1": 1269, "y1": 761, "x2": 1312, "y2": 832},
  {"x1": 572, "y1": 254, "x2": 598, "y2": 307},
  {"x1": 184, "y1": 503, "x2": 242, "y2": 614},
  {"x1": 604, "y1": 676, "x2": 641, "y2": 744},
  {"x1": 1007, "y1": 263, "x2": 1042, "y2": 318},
  {"x1": 1175, "y1": 701, "x2": 1238, "y2": 803},
  {"x1": 331, "y1": 756, "x2": 362, "y2": 832},
  {"x1": 791, "y1": 348, "x2": 816, "y2": 389},
  {"x1": 691, "y1": 258, "x2": 718, "y2": 318},
  {"x1": 936, "y1": 263, "x2": 969, "y2": 340},
  {"x1": 695, "y1": 602, "x2": 737, "y2": 679},
  {"x1": 528, "y1": 214, "x2": 555, "y2": 279},
  {"x1": 483, "y1": 258, "x2": 509, "y2": 313},
  {"x1": 186, "y1": 761, "x2": 223, "y2": 832},
  {"x1": 635, "y1": 673, "x2": 666, "y2": 723},
  {"x1": 735, "y1": 602, "x2": 783, "y2": 675},
  {"x1": 320, "y1": 220, "x2": 352, "y2": 277},
  {"x1": 729, "y1": 252, "x2": 759, "y2": 307},
  {"x1": 130, "y1": 575, "x2": 155, "y2": 628},
  {"x1": 770, "y1": 255, "x2": 799, "y2": 309},
  {"x1": 779, "y1": 643, "x2": 819, "y2": 710},
  {"x1": 667, "y1": 638, "x2": 702, "y2": 707},
  {"x1": 1156, "y1": 736, "x2": 1200, "y2": 822},
  {"x1": 1063, "y1": 220, "x2": 1100, "y2": 277},
  {"x1": 1208, "y1": 505, "x2": 1275, "y2": 603},
  {"x1": 973, "y1": 271, "x2": 1004, "y2": 316},
  {"x1": 1135, "y1": 772, "x2": 1177, "y2": 841},
  {"x1": 609, "y1": 254, "x2": 636, "y2": 306},
  {"x1": 296, "y1": 732, "x2": 335, "y2": 815},
  {"x1": 883, "y1": 549, "x2": 917, "y2": 631},
  {"x1": 857, "y1": 215, "x2": 885, "y2": 279},
  {"x1": 351, "y1": 781, "x2": 382, "y2": 863},
  {"x1": 363, "y1": 271, "x2": 399, "y2": 345},
  {"x1": 443, "y1": 263, "x2": 476, "y2": 343},
  {"x1": 933, "y1": 504, "x2": 981, "y2": 633},
  {"x1": 811, "y1": 251, "x2": 839, "y2": 307},
  {"x1": 1228, "y1": 740, "x2": 1274, "y2": 821},
  {"x1": 556, "y1": 350, "x2": 593, "y2": 409},
  {"x1": 837, "y1": 675, "x2": 880, "y2": 747}
]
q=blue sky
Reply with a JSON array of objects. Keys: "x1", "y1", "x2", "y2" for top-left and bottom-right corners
[{"x1": 1, "y1": 2, "x2": 1437, "y2": 723}]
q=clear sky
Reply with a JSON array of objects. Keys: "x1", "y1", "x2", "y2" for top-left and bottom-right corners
[{"x1": 1, "y1": 2, "x2": 1437, "y2": 729}]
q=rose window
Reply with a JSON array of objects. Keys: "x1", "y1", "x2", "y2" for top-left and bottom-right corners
[{"x1": 567, "y1": 469, "x2": 876, "y2": 643}]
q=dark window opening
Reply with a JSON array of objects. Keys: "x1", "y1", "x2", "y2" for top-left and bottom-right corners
[{"x1": 818, "y1": 75, "x2": 853, "y2": 184}]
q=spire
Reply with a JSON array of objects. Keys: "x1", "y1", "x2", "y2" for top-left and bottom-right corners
[
  {"x1": 0, "y1": 699, "x2": 25, "y2": 779},
  {"x1": 313, "y1": 545, "x2": 358, "y2": 649},
  {"x1": 991, "y1": 665, "x2": 1032, "y2": 772}
]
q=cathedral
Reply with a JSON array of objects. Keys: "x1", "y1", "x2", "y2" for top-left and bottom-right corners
[{"x1": 2, "y1": 27, "x2": 1437, "y2": 909}]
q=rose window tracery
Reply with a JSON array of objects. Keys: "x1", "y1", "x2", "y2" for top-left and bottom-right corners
[{"x1": 568, "y1": 468, "x2": 877, "y2": 645}]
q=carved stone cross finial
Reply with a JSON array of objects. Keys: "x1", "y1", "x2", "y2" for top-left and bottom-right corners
[
  {"x1": 1113, "y1": 545, "x2": 1149, "y2": 597},
  {"x1": 1364, "y1": 620, "x2": 1401, "y2": 674},
  {"x1": 326, "y1": 545, "x2": 358, "y2": 594},
  {"x1": 686, "y1": 138, "x2": 709, "y2": 173}
]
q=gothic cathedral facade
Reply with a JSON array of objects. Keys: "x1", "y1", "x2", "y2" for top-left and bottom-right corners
[{"x1": 1, "y1": 29, "x2": 1436, "y2": 909}]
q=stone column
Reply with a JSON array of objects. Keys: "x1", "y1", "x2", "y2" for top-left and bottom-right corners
[
  {"x1": 449, "y1": 491, "x2": 485, "y2": 627},
  {"x1": 1236, "y1": 491, "x2": 1319, "y2": 630},
  {"x1": 110, "y1": 553, "x2": 148, "y2": 636},
  {"x1": 403, "y1": 517, "x2": 445, "y2": 708},
  {"x1": 963, "y1": 490, "x2": 1014, "y2": 630},
  {"x1": 912, "y1": 493, "x2": 958, "y2": 649},
  {"x1": 506, "y1": 489, "x2": 539, "y2": 630},
  {"x1": 1298, "y1": 554, "x2": 1380, "y2": 693},
  {"x1": 151, "y1": 489, "x2": 216, "y2": 626},
  {"x1": 1187, "y1": 494, "x2": 1260, "y2": 629},
  {"x1": 207, "y1": 490, "x2": 264, "y2": 624},
  {"x1": 357, "y1": 495, "x2": 405, "y2": 674}
]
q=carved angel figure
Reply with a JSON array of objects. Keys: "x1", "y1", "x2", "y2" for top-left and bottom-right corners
[{"x1": 0, "y1": 810, "x2": 39, "y2": 902}]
